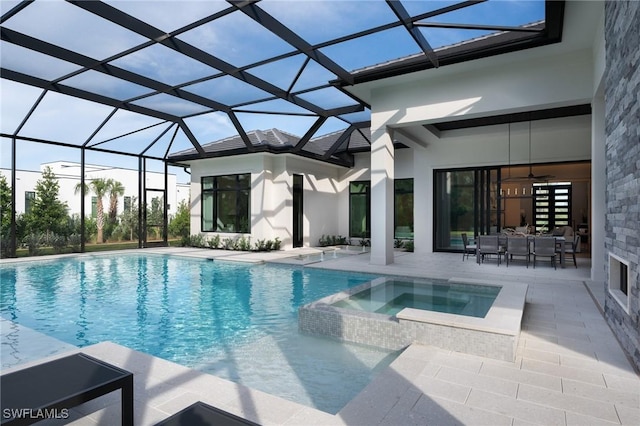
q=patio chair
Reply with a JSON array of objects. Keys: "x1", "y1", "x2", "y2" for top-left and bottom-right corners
[
  {"x1": 155, "y1": 401, "x2": 259, "y2": 426},
  {"x1": 560, "y1": 234, "x2": 580, "y2": 268},
  {"x1": 461, "y1": 233, "x2": 477, "y2": 261},
  {"x1": 533, "y1": 237, "x2": 557, "y2": 269},
  {"x1": 478, "y1": 235, "x2": 501, "y2": 266},
  {"x1": 506, "y1": 236, "x2": 529, "y2": 268}
]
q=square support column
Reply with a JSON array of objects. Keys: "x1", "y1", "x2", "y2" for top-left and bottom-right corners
[
  {"x1": 413, "y1": 148, "x2": 432, "y2": 255},
  {"x1": 591, "y1": 91, "x2": 606, "y2": 282},
  {"x1": 370, "y1": 127, "x2": 395, "y2": 265}
]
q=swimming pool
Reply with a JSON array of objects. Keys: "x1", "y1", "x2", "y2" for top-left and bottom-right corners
[{"x1": 0, "y1": 254, "x2": 396, "y2": 414}]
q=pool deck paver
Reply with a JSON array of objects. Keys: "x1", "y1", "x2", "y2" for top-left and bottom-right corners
[{"x1": 1, "y1": 247, "x2": 639, "y2": 425}]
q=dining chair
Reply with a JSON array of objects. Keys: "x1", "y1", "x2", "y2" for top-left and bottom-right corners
[
  {"x1": 533, "y1": 237, "x2": 557, "y2": 269},
  {"x1": 461, "y1": 233, "x2": 477, "y2": 261},
  {"x1": 561, "y1": 234, "x2": 580, "y2": 268},
  {"x1": 506, "y1": 236, "x2": 529, "y2": 268},
  {"x1": 478, "y1": 235, "x2": 501, "y2": 266}
]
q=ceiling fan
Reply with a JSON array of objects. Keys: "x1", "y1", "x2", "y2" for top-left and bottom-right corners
[{"x1": 502, "y1": 121, "x2": 554, "y2": 182}]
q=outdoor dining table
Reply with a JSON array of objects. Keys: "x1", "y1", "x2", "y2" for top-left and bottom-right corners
[{"x1": 476, "y1": 235, "x2": 567, "y2": 268}]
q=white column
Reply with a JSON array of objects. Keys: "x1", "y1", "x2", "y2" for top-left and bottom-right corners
[
  {"x1": 413, "y1": 147, "x2": 432, "y2": 254},
  {"x1": 591, "y1": 89, "x2": 606, "y2": 282},
  {"x1": 370, "y1": 126, "x2": 394, "y2": 265}
]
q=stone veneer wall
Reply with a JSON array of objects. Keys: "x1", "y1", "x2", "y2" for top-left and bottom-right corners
[{"x1": 603, "y1": 0, "x2": 640, "y2": 370}]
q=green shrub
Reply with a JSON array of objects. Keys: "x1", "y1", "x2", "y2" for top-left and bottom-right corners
[
  {"x1": 1, "y1": 233, "x2": 12, "y2": 258},
  {"x1": 168, "y1": 201, "x2": 190, "y2": 239},
  {"x1": 254, "y1": 239, "x2": 266, "y2": 251},
  {"x1": 68, "y1": 234, "x2": 82, "y2": 252},
  {"x1": 222, "y1": 237, "x2": 235, "y2": 250},
  {"x1": 394, "y1": 239, "x2": 404, "y2": 248},
  {"x1": 23, "y1": 233, "x2": 43, "y2": 256},
  {"x1": 208, "y1": 234, "x2": 221, "y2": 249},
  {"x1": 50, "y1": 234, "x2": 67, "y2": 254},
  {"x1": 318, "y1": 234, "x2": 349, "y2": 247},
  {"x1": 189, "y1": 234, "x2": 205, "y2": 248},
  {"x1": 403, "y1": 240, "x2": 414, "y2": 252},
  {"x1": 272, "y1": 237, "x2": 281, "y2": 251},
  {"x1": 237, "y1": 236, "x2": 251, "y2": 251}
]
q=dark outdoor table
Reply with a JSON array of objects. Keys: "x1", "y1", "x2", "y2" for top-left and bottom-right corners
[
  {"x1": 155, "y1": 401, "x2": 259, "y2": 426},
  {"x1": 0, "y1": 353, "x2": 133, "y2": 426}
]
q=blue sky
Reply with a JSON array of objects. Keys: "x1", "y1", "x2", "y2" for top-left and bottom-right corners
[{"x1": 0, "y1": 0, "x2": 545, "y2": 182}]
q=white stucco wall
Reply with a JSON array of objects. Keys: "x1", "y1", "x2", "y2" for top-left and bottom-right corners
[
  {"x1": 187, "y1": 153, "x2": 345, "y2": 249},
  {"x1": 407, "y1": 116, "x2": 591, "y2": 254},
  {"x1": 367, "y1": 44, "x2": 596, "y2": 261},
  {"x1": 2, "y1": 162, "x2": 185, "y2": 217}
]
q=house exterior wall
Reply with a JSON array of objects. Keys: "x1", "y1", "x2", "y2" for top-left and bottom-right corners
[
  {"x1": 603, "y1": 0, "x2": 640, "y2": 370},
  {"x1": 380, "y1": 117, "x2": 592, "y2": 255},
  {"x1": 1, "y1": 162, "x2": 187, "y2": 218},
  {"x1": 187, "y1": 153, "x2": 345, "y2": 249}
]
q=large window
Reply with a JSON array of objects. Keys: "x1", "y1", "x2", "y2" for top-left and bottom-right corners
[
  {"x1": 24, "y1": 191, "x2": 35, "y2": 214},
  {"x1": 395, "y1": 179, "x2": 414, "y2": 239},
  {"x1": 91, "y1": 196, "x2": 97, "y2": 218},
  {"x1": 202, "y1": 174, "x2": 250, "y2": 233},
  {"x1": 349, "y1": 179, "x2": 414, "y2": 239},
  {"x1": 434, "y1": 168, "x2": 502, "y2": 251},
  {"x1": 349, "y1": 181, "x2": 370, "y2": 238},
  {"x1": 124, "y1": 196, "x2": 132, "y2": 212}
]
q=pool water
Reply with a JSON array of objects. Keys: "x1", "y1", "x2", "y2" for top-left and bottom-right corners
[
  {"x1": 332, "y1": 280, "x2": 501, "y2": 317},
  {"x1": 0, "y1": 254, "x2": 396, "y2": 414}
]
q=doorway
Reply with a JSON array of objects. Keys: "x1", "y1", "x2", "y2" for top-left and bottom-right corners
[
  {"x1": 144, "y1": 188, "x2": 166, "y2": 247},
  {"x1": 292, "y1": 174, "x2": 303, "y2": 248},
  {"x1": 434, "y1": 167, "x2": 500, "y2": 251}
]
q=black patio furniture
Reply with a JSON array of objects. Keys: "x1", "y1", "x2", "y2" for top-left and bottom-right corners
[
  {"x1": 560, "y1": 234, "x2": 580, "y2": 268},
  {"x1": 478, "y1": 235, "x2": 502, "y2": 266},
  {"x1": 461, "y1": 233, "x2": 476, "y2": 261},
  {"x1": 506, "y1": 236, "x2": 530, "y2": 268},
  {"x1": 533, "y1": 237, "x2": 557, "y2": 269},
  {"x1": 0, "y1": 353, "x2": 133, "y2": 426},
  {"x1": 155, "y1": 401, "x2": 259, "y2": 426}
]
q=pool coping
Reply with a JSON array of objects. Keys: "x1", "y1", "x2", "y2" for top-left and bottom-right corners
[{"x1": 397, "y1": 277, "x2": 528, "y2": 337}]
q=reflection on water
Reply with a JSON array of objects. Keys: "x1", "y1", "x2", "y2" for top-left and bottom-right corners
[{"x1": 0, "y1": 254, "x2": 393, "y2": 413}]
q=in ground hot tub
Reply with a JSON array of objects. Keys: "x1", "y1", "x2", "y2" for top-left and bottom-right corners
[
  {"x1": 299, "y1": 277, "x2": 527, "y2": 361},
  {"x1": 332, "y1": 280, "x2": 501, "y2": 318}
]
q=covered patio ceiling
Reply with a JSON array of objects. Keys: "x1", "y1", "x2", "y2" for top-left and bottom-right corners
[{"x1": 1, "y1": 0, "x2": 565, "y2": 168}]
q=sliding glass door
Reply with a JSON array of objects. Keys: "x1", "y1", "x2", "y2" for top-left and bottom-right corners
[{"x1": 434, "y1": 167, "x2": 500, "y2": 251}]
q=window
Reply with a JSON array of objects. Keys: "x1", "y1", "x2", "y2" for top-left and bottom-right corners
[
  {"x1": 609, "y1": 253, "x2": 630, "y2": 313},
  {"x1": 124, "y1": 196, "x2": 131, "y2": 212},
  {"x1": 434, "y1": 169, "x2": 479, "y2": 251},
  {"x1": 201, "y1": 174, "x2": 250, "y2": 233},
  {"x1": 348, "y1": 180, "x2": 415, "y2": 239},
  {"x1": 24, "y1": 191, "x2": 35, "y2": 213},
  {"x1": 91, "y1": 196, "x2": 97, "y2": 218},
  {"x1": 349, "y1": 181, "x2": 370, "y2": 238},
  {"x1": 395, "y1": 179, "x2": 414, "y2": 239}
]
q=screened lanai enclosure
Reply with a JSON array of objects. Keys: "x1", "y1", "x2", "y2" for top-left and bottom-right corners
[{"x1": 1, "y1": 0, "x2": 565, "y2": 256}]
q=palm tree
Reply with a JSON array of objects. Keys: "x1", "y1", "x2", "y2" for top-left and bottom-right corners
[
  {"x1": 107, "y1": 179, "x2": 125, "y2": 222},
  {"x1": 75, "y1": 178, "x2": 110, "y2": 243}
]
